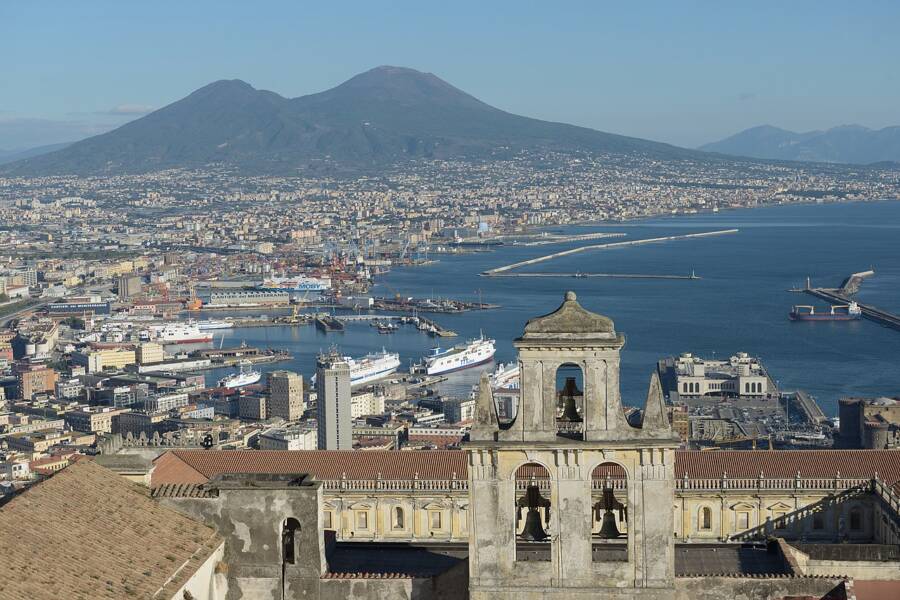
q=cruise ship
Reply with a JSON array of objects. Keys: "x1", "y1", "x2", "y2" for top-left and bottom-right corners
[
  {"x1": 419, "y1": 336, "x2": 496, "y2": 376},
  {"x1": 217, "y1": 360, "x2": 261, "y2": 388},
  {"x1": 148, "y1": 322, "x2": 213, "y2": 344}
]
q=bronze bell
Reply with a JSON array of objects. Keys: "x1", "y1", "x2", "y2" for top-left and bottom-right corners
[
  {"x1": 516, "y1": 479, "x2": 551, "y2": 542},
  {"x1": 594, "y1": 476, "x2": 627, "y2": 539},
  {"x1": 559, "y1": 376, "x2": 583, "y2": 422}
]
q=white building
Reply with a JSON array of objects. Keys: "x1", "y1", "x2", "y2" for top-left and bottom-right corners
[
  {"x1": 258, "y1": 425, "x2": 317, "y2": 450},
  {"x1": 350, "y1": 391, "x2": 386, "y2": 418},
  {"x1": 675, "y1": 352, "x2": 770, "y2": 398}
]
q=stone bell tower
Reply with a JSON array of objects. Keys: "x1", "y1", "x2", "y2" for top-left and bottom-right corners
[{"x1": 467, "y1": 291, "x2": 678, "y2": 599}]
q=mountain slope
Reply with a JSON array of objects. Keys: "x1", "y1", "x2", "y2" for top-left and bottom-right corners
[
  {"x1": 0, "y1": 142, "x2": 73, "y2": 165},
  {"x1": 701, "y1": 124, "x2": 900, "y2": 164},
  {"x1": 5, "y1": 66, "x2": 707, "y2": 176}
]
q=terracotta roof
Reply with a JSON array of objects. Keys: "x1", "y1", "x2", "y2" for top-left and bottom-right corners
[
  {"x1": 153, "y1": 449, "x2": 468, "y2": 486},
  {"x1": 0, "y1": 460, "x2": 221, "y2": 600},
  {"x1": 151, "y1": 448, "x2": 900, "y2": 487}
]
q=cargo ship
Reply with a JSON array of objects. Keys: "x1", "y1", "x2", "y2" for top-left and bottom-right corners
[
  {"x1": 217, "y1": 360, "x2": 261, "y2": 388},
  {"x1": 417, "y1": 335, "x2": 496, "y2": 376},
  {"x1": 257, "y1": 275, "x2": 331, "y2": 296},
  {"x1": 789, "y1": 301, "x2": 861, "y2": 321}
]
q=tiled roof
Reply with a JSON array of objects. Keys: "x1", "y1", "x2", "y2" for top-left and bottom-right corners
[
  {"x1": 151, "y1": 448, "x2": 900, "y2": 487},
  {"x1": 0, "y1": 459, "x2": 222, "y2": 600}
]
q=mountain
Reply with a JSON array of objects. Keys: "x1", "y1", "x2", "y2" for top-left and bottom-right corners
[
  {"x1": 0, "y1": 142, "x2": 73, "y2": 165},
  {"x1": 700, "y1": 124, "x2": 900, "y2": 164},
  {"x1": 4, "y1": 66, "x2": 707, "y2": 176}
]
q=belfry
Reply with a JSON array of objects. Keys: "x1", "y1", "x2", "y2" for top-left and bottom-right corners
[{"x1": 467, "y1": 291, "x2": 679, "y2": 599}]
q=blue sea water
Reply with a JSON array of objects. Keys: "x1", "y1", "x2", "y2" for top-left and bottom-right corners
[{"x1": 207, "y1": 200, "x2": 900, "y2": 416}]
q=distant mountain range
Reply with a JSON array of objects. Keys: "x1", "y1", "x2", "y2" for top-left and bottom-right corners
[
  {"x1": 700, "y1": 125, "x2": 900, "y2": 164},
  {"x1": 2, "y1": 66, "x2": 708, "y2": 176},
  {"x1": 0, "y1": 142, "x2": 72, "y2": 166}
]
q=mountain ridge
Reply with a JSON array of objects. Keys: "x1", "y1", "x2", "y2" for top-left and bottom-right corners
[
  {"x1": 701, "y1": 124, "x2": 900, "y2": 164},
  {"x1": 3, "y1": 66, "x2": 710, "y2": 176}
]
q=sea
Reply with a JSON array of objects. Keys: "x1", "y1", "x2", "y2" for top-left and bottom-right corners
[{"x1": 203, "y1": 200, "x2": 900, "y2": 416}]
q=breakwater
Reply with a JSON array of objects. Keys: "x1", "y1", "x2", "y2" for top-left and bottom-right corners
[{"x1": 481, "y1": 229, "x2": 739, "y2": 276}]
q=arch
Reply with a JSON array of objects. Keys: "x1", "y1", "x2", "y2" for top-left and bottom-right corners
[
  {"x1": 699, "y1": 506, "x2": 713, "y2": 531},
  {"x1": 514, "y1": 462, "x2": 552, "y2": 553},
  {"x1": 556, "y1": 362, "x2": 584, "y2": 438},
  {"x1": 282, "y1": 517, "x2": 301, "y2": 564}
]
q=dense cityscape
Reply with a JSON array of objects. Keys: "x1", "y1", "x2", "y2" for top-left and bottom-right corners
[{"x1": 3, "y1": 3, "x2": 900, "y2": 599}]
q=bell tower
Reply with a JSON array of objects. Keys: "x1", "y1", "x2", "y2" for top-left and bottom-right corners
[{"x1": 467, "y1": 291, "x2": 678, "y2": 599}]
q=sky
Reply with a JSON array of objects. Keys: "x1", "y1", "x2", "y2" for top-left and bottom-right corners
[{"x1": 2, "y1": 1, "x2": 899, "y2": 150}]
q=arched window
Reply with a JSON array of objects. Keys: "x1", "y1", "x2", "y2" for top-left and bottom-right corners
[
  {"x1": 592, "y1": 462, "x2": 628, "y2": 562},
  {"x1": 282, "y1": 517, "x2": 301, "y2": 564},
  {"x1": 700, "y1": 507, "x2": 712, "y2": 530},
  {"x1": 393, "y1": 506, "x2": 405, "y2": 530},
  {"x1": 515, "y1": 463, "x2": 551, "y2": 561}
]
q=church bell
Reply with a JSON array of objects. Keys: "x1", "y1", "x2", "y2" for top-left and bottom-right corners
[
  {"x1": 559, "y1": 376, "x2": 583, "y2": 422},
  {"x1": 594, "y1": 478, "x2": 626, "y2": 539},
  {"x1": 516, "y1": 480, "x2": 551, "y2": 542}
]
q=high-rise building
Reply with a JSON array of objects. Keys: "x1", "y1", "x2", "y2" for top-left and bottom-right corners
[
  {"x1": 267, "y1": 370, "x2": 304, "y2": 420},
  {"x1": 315, "y1": 353, "x2": 351, "y2": 450},
  {"x1": 117, "y1": 275, "x2": 142, "y2": 299}
]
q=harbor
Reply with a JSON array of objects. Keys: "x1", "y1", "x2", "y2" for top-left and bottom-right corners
[{"x1": 797, "y1": 270, "x2": 900, "y2": 331}]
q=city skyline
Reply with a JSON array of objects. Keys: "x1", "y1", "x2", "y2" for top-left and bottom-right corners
[{"x1": 3, "y1": 1, "x2": 900, "y2": 149}]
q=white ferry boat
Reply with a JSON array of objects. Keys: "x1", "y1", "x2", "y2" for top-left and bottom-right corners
[
  {"x1": 217, "y1": 360, "x2": 261, "y2": 388},
  {"x1": 419, "y1": 336, "x2": 496, "y2": 376},
  {"x1": 148, "y1": 322, "x2": 213, "y2": 344},
  {"x1": 312, "y1": 349, "x2": 401, "y2": 388},
  {"x1": 196, "y1": 319, "x2": 233, "y2": 330},
  {"x1": 257, "y1": 275, "x2": 331, "y2": 295},
  {"x1": 491, "y1": 362, "x2": 520, "y2": 389}
]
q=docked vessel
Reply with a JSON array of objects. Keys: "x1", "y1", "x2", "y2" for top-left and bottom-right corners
[
  {"x1": 789, "y1": 301, "x2": 861, "y2": 321},
  {"x1": 196, "y1": 319, "x2": 233, "y2": 330},
  {"x1": 348, "y1": 350, "x2": 401, "y2": 387},
  {"x1": 418, "y1": 335, "x2": 496, "y2": 376},
  {"x1": 217, "y1": 360, "x2": 261, "y2": 388},
  {"x1": 257, "y1": 275, "x2": 331, "y2": 296},
  {"x1": 148, "y1": 322, "x2": 214, "y2": 344}
]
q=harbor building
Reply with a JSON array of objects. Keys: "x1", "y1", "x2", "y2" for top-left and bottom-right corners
[
  {"x1": 315, "y1": 353, "x2": 352, "y2": 450},
  {"x1": 663, "y1": 352, "x2": 771, "y2": 399},
  {"x1": 267, "y1": 370, "x2": 304, "y2": 420}
]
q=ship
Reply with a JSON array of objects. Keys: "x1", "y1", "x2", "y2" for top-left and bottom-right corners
[
  {"x1": 418, "y1": 335, "x2": 496, "y2": 376},
  {"x1": 196, "y1": 319, "x2": 233, "y2": 330},
  {"x1": 312, "y1": 349, "x2": 401, "y2": 388},
  {"x1": 257, "y1": 275, "x2": 331, "y2": 296},
  {"x1": 217, "y1": 360, "x2": 261, "y2": 388},
  {"x1": 148, "y1": 322, "x2": 214, "y2": 344},
  {"x1": 789, "y1": 301, "x2": 862, "y2": 321},
  {"x1": 490, "y1": 362, "x2": 520, "y2": 390}
]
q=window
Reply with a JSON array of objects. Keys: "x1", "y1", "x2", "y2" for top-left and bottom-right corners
[
  {"x1": 355, "y1": 510, "x2": 368, "y2": 530},
  {"x1": 700, "y1": 507, "x2": 712, "y2": 530},
  {"x1": 393, "y1": 507, "x2": 405, "y2": 530},
  {"x1": 736, "y1": 511, "x2": 750, "y2": 530},
  {"x1": 849, "y1": 508, "x2": 862, "y2": 531},
  {"x1": 323, "y1": 511, "x2": 333, "y2": 529},
  {"x1": 430, "y1": 511, "x2": 442, "y2": 530}
]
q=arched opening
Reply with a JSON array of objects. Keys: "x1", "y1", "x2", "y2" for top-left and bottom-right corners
[
  {"x1": 515, "y1": 462, "x2": 551, "y2": 562},
  {"x1": 393, "y1": 506, "x2": 405, "y2": 530},
  {"x1": 556, "y1": 363, "x2": 584, "y2": 438},
  {"x1": 849, "y1": 507, "x2": 862, "y2": 531},
  {"x1": 699, "y1": 506, "x2": 712, "y2": 531},
  {"x1": 282, "y1": 517, "x2": 301, "y2": 565},
  {"x1": 592, "y1": 462, "x2": 628, "y2": 562}
]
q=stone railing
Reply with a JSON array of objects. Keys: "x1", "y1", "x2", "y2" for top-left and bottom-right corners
[
  {"x1": 677, "y1": 474, "x2": 871, "y2": 493},
  {"x1": 322, "y1": 475, "x2": 468, "y2": 492}
]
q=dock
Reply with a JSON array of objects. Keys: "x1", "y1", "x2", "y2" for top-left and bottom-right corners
[
  {"x1": 487, "y1": 272, "x2": 699, "y2": 280},
  {"x1": 801, "y1": 270, "x2": 900, "y2": 331},
  {"x1": 481, "y1": 229, "x2": 738, "y2": 276}
]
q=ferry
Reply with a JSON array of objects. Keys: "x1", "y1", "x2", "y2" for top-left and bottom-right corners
[
  {"x1": 491, "y1": 362, "x2": 520, "y2": 389},
  {"x1": 789, "y1": 301, "x2": 862, "y2": 322},
  {"x1": 147, "y1": 322, "x2": 213, "y2": 344},
  {"x1": 257, "y1": 275, "x2": 331, "y2": 295},
  {"x1": 196, "y1": 319, "x2": 233, "y2": 330},
  {"x1": 313, "y1": 350, "x2": 401, "y2": 388},
  {"x1": 418, "y1": 335, "x2": 496, "y2": 376},
  {"x1": 217, "y1": 360, "x2": 261, "y2": 388}
]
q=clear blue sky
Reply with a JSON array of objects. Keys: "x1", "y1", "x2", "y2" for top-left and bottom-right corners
[{"x1": 2, "y1": 1, "x2": 899, "y2": 149}]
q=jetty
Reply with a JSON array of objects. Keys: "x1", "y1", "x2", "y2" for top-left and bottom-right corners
[
  {"x1": 801, "y1": 270, "x2": 900, "y2": 331},
  {"x1": 487, "y1": 272, "x2": 699, "y2": 280},
  {"x1": 481, "y1": 229, "x2": 738, "y2": 276}
]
